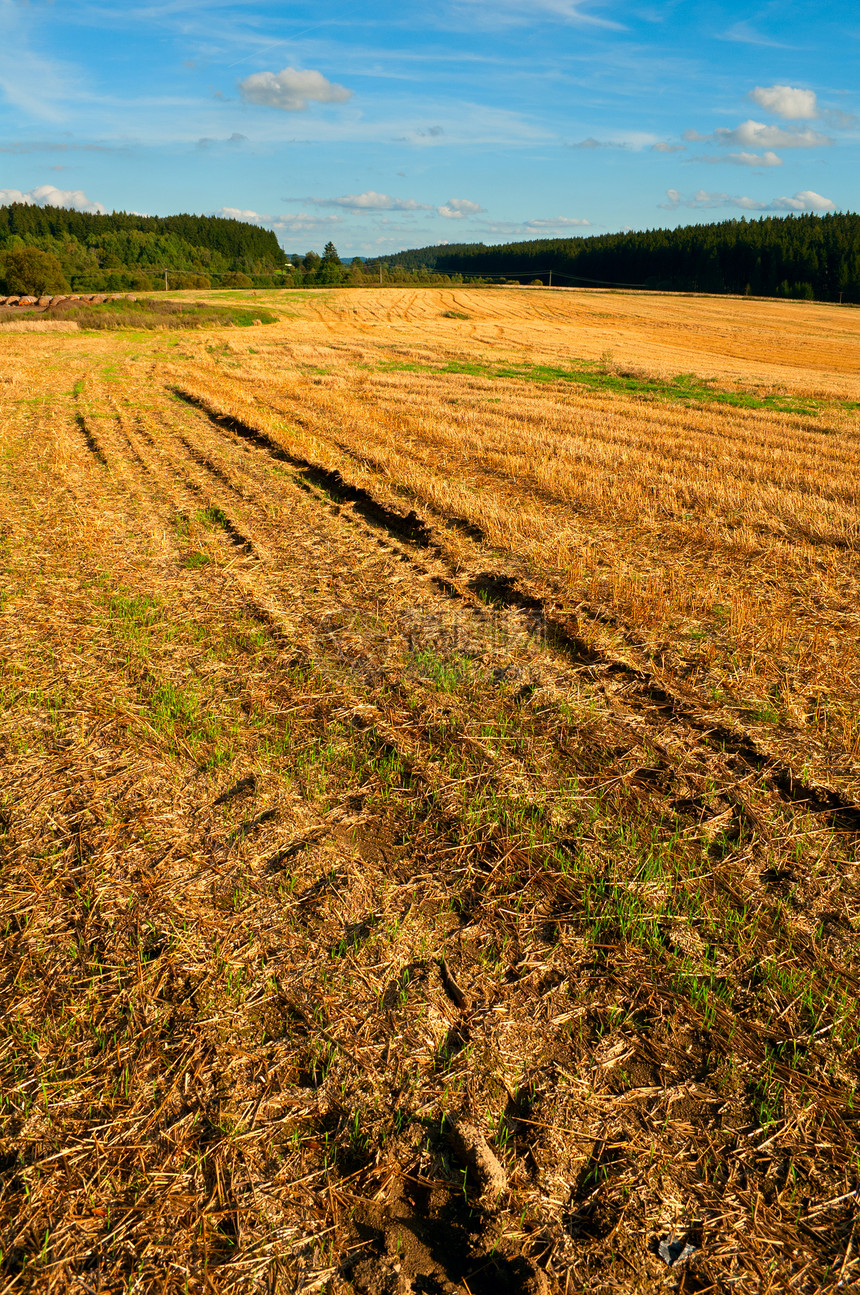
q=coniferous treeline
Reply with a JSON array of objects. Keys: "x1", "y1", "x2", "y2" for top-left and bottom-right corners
[
  {"x1": 0, "y1": 205, "x2": 288, "y2": 291},
  {"x1": 5, "y1": 206, "x2": 857, "y2": 300},
  {"x1": 377, "y1": 213, "x2": 860, "y2": 302}
]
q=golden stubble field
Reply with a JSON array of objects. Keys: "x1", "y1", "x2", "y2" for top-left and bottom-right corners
[{"x1": 1, "y1": 286, "x2": 860, "y2": 1294}]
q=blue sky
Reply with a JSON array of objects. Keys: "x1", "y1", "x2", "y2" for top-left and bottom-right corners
[{"x1": 0, "y1": 0, "x2": 857, "y2": 257}]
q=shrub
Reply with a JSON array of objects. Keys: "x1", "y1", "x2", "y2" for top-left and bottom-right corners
[{"x1": 1, "y1": 247, "x2": 68, "y2": 296}]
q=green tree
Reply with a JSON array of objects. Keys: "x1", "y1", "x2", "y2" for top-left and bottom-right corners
[
  {"x1": 1, "y1": 246, "x2": 68, "y2": 295},
  {"x1": 318, "y1": 241, "x2": 345, "y2": 285}
]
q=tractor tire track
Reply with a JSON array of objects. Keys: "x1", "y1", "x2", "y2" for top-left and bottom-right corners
[{"x1": 163, "y1": 375, "x2": 860, "y2": 835}]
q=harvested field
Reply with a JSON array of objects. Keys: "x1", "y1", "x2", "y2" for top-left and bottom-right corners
[{"x1": 1, "y1": 286, "x2": 859, "y2": 1294}]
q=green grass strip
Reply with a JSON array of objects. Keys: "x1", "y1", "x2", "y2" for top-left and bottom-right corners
[{"x1": 380, "y1": 357, "x2": 858, "y2": 418}]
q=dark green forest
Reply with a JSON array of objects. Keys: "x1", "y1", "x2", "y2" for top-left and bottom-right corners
[
  {"x1": 0, "y1": 205, "x2": 288, "y2": 292},
  {"x1": 3, "y1": 206, "x2": 858, "y2": 301},
  {"x1": 376, "y1": 212, "x2": 860, "y2": 302}
]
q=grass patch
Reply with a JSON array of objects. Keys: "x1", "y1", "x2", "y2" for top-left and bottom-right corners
[
  {"x1": 381, "y1": 356, "x2": 855, "y2": 416},
  {"x1": 26, "y1": 298, "x2": 279, "y2": 331}
]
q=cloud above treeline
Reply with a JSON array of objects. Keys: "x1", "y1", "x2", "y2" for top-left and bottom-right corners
[
  {"x1": 213, "y1": 206, "x2": 344, "y2": 235},
  {"x1": 215, "y1": 206, "x2": 268, "y2": 223},
  {"x1": 303, "y1": 192, "x2": 488, "y2": 219},
  {"x1": 524, "y1": 216, "x2": 591, "y2": 228},
  {"x1": 211, "y1": 196, "x2": 589, "y2": 245},
  {"x1": 661, "y1": 187, "x2": 836, "y2": 213},
  {"x1": 309, "y1": 191, "x2": 429, "y2": 212},
  {"x1": 238, "y1": 67, "x2": 352, "y2": 112},
  {"x1": 0, "y1": 184, "x2": 106, "y2": 213}
]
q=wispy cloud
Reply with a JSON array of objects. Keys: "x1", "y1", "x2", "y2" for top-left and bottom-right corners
[
  {"x1": 749, "y1": 84, "x2": 818, "y2": 120},
  {"x1": 196, "y1": 132, "x2": 248, "y2": 150},
  {"x1": 0, "y1": 184, "x2": 107, "y2": 214},
  {"x1": 570, "y1": 132, "x2": 659, "y2": 150},
  {"x1": 454, "y1": 0, "x2": 623, "y2": 30},
  {"x1": 660, "y1": 187, "x2": 836, "y2": 213},
  {"x1": 0, "y1": 0, "x2": 81, "y2": 122},
  {"x1": 238, "y1": 67, "x2": 352, "y2": 112},
  {"x1": 719, "y1": 21, "x2": 793, "y2": 49},
  {"x1": 651, "y1": 141, "x2": 686, "y2": 154},
  {"x1": 0, "y1": 139, "x2": 123, "y2": 154}
]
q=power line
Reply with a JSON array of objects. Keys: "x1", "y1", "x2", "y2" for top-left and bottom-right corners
[{"x1": 382, "y1": 260, "x2": 649, "y2": 289}]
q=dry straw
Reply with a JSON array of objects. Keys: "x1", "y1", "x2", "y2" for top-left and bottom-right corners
[{"x1": 0, "y1": 287, "x2": 859, "y2": 1294}]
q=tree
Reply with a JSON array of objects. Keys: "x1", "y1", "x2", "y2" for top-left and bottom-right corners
[
  {"x1": 1, "y1": 247, "x2": 68, "y2": 295},
  {"x1": 318, "y1": 241, "x2": 345, "y2": 285}
]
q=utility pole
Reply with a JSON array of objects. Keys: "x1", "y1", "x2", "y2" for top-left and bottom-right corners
[
  {"x1": 548, "y1": 269, "x2": 552, "y2": 288},
  {"x1": 164, "y1": 270, "x2": 168, "y2": 291},
  {"x1": 379, "y1": 264, "x2": 383, "y2": 286}
]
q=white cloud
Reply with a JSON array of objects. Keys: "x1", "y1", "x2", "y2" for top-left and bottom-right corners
[
  {"x1": 270, "y1": 213, "x2": 343, "y2": 234},
  {"x1": 685, "y1": 119, "x2": 831, "y2": 149},
  {"x1": 309, "y1": 191, "x2": 430, "y2": 212},
  {"x1": 473, "y1": 216, "x2": 591, "y2": 238},
  {"x1": 524, "y1": 216, "x2": 591, "y2": 228},
  {"x1": 211, "y1": 206, "x2": 344, "y2": 238},
  {"x1": 697, "y1": 151, "x2": 783, "y2": 167},
  {"x1": 238, "y1": 66, "x2": 352, "y2": 112},
  {"x1": 772, "y1": 190, "x2": 836, "y2": 212},
  {"x1": 437, "y1": 198, "x2": 485, "y2": 219},
  {"x1": 214, "y1": 206, "x2": 268, "y2": 223},
  {"x1": 651, "y1": 141, "x2": 686, "y2": 153},
  {"x1": 0, "y1": 184, "x2": 107, "y2": 214},
  {"x1": 730, "y1": 150, "x2": 783, "y2": 167},
  {"x1": 723, "y1": 120, "x2": 829, "y2": 148},
  {"x1": 660, "y1": 187, "x2": 836, "y2": 213},
  {"x1": 749, "y1": 84, "x2": 818, "y2": 120}
]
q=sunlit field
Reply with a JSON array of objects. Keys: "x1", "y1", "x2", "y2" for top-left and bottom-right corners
[{"x1": 2, "y1": 286, "x2": 859, "y2": 1294}]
